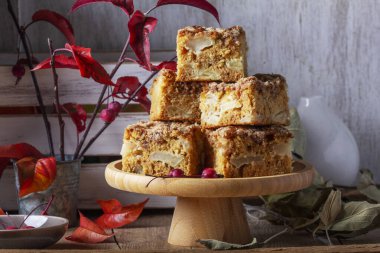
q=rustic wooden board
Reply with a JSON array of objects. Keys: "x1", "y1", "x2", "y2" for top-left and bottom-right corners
[
  {"x1": 0, "y1": 64, "x2": 153, "y2": 106},
  {"x1": 0, "y1": 113, "x2": 148, "y2": 155},
  {"x1": 0, "y1": 163, "x2": 176, "y2": 210}
]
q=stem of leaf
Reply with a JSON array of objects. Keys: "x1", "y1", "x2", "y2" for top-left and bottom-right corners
[
  {"x1": 73, "y1": 36, "x2": 131, "y2": 159},
  {"x1": 262, "y1": 227, "x2": 289, "y2": 244},
  {"x1": 18, "y1": 200, "x2": 50, "y2": 229},
  {"x1": 7, "y1": 0, "x2": 55, "y2": 157},
  {"x1": 112, "y1": 228, "x2": 121, "y2": 250},
  {"x1": 48, "y1": 38, "x2": 65, "y2": 161}
]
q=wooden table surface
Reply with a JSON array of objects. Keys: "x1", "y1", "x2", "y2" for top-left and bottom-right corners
[{"x1": 2, "y1": 209, "x2": 380, "y2": 253}]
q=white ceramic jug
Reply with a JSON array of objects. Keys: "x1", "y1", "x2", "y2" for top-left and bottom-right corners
[{"x1": 297, "y1": 96, "x2": 360, "y2": 186}]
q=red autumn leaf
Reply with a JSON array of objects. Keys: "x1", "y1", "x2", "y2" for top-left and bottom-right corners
[
  {"x1": 112, "y1": 76, "x2": 150, "y2": 112},
  {"x1": 32, "y1": 55, "x2": 79, "y2": 71},
  {"x1": 0, "y1": 208, "x2": 5, "y2": 215},
  {"x1": 128, "y1": 11, "x2": 158, "y2": 71},
  {"x1": 155, "y1": 0, "x2": 219, "y2": 23},
  {"x1": 112, "y1": 76, "x2": 141, "y2": 97},
  {"x1": 95, "y1": 198, "x2": 148, "y2": 229},
  {"x1": 32, "y1": 10, "x2": 75, "y2": 45},
  {"x1": 61, "y1": 103, "x2": 87, "y2": 134},
  {"x1": 71, "y1": 0, "x2": 134, "y2": 16},
  {"x1": 16, "y1": 157, "x2": 38, "y2": 186},
  {"x1": 153, "y1": 61, "x2": 177, "y2": 71},
  {"x1": 0, "y1": 143, "x2": 43, "y2": 179},
  {"x1": 18, "y1": 157, "x2": 57, "y2": 198},
  {"x1": 65, "y1": 44, "x2": 114, "y2": 86},
  {"x1": 66, "y1": 212, "x2": 114, "y2": 243}
]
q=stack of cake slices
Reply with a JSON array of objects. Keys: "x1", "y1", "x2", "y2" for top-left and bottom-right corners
[{"x1": 121, "y1": 26, "x2": 293, "y2": 178}]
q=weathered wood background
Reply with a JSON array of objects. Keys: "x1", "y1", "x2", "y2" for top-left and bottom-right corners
[{"x1": 0, "y1": 0, "x2": 379, "y2": 182}]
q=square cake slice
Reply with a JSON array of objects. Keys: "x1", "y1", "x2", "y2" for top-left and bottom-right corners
[
  {"x1": 205, "y1": 126, "x2": 293, "y2": 178},
  {"x1": 176, "y1": 26, "x2": 247, "y2": 82},
  {"x1": 200, "y1": 74, "x2": 290, "y2": 128},
  {"x1": 150, "y1": 69, "x2": 204, "y2": 122},
  {"x1": 121, "y1": 121, "x2": 204, "y2": 177}
]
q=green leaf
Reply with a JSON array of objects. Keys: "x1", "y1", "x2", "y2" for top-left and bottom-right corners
[
  {"x1": 357, "y1": 169, "x2": 380, "y2": 203},
  {"x1": 329, "y1": 201, "x2": 380, "y2": 237},
  {"x1": 197, "y1": 238, "x2": 259, "y2": 250},
  {"x1": 319, "y1": 189, "x2": 342, "y2": 228}
]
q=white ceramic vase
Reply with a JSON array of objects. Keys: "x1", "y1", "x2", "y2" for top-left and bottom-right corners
[{"x1": 297, "y1": 96, "x2": 360, "y2": 186}]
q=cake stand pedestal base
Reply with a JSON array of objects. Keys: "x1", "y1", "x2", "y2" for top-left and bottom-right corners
[{"x1": 168, "y1": 197, "x2": 251, "y2": 247}]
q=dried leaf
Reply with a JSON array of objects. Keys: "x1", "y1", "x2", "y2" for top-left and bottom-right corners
[
  {"x1": 65, "y1": 44, "x2": 114, "y2": 86},
  {"x1": 128, "y1": 11, "x2": 157, "y2": 71},
  {"x1": 155, "y1": 0, "x2": 219, "y2": 24},
  {"x1": 319, "y1": 189, "x2": 342, "y2": 228},
  {"x1": 198, "y1": 238, "x2": 259, "y2": 250},
  {"x1": 32, "y1": 10, "x2": 75, "y2": 44},
  {"x1": 357, "y1": 169, "x2": 380, "y2": 203},
  {"x1": 32, "y1": 55, "x2": 78, "y2": 71},
  {"x1": 16, "y1": 157, "x2": 38, "y2": 186},
  {"x1": 12, "y1": 62, "x2": 25, "y2": 85},
  {"x1": 95, "y1": 198, "x2": 148, "y2": 229},
  {"x1": 66, "y1": 212, "x2": 114, "y2": 243},
  {"x1": 61, "y1": 103, "x2": 87, "y2": 134},
  {"x1": 0, "y1": 143, "x2": 43, "y2": 179},
  {"x1": 71, "y1": 0, "x2": 134, "y2": 16},
  {"x1": 0, "y1": 208, "x2": 5, "y2": 215},
  {"x1": 19, "y1": 157, "x2": 57, "y2": 198},
  {"x1": 329, "y1": 201, "x2": 380, "y2": 238}
]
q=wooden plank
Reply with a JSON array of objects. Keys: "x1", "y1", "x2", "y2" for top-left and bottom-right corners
[
  {"x1": 0, "y1": 113, "x2": 148, "y2": 155},
  {"x1": 0, "y1": 163, "x2": 176, "y2": 210},
  {"x1": 0, "y1": 0, "x2": 18, "y2": 53},
  {"x1": 0, "y1": 63, "x2": 153, "y2": 106}
]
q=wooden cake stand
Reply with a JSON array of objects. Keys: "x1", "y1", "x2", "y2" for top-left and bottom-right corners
[{"x1": 105, "y1": 160, "x2": 314, "y2": 247}]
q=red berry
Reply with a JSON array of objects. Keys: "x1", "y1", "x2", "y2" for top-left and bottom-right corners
[
  {"x1": 5, "y1": 226, "x2": 18, "y2": 230},
  {"x1": 169, "y1": 168, "x2": 184, "y2": 177},
  {"x1": 100, "y1": 108, "x2": 116, "y2": 123},
  {"x1": 201, "y1": 168, "x2": 217, "y2": 178},
  {"x1": 108, "y1": 101, "x2": 122, "y2": 115}
]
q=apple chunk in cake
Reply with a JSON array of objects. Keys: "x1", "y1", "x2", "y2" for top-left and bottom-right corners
[
  {"x1": 176, "y1": 26, "x2": 247, "y2": 82},
  {"x1": 150, "y1": 69, "x2": 204, "y2": 122},
  {"x1": 205, "y1": 126, "x2": 293, "y2": 178},
  {"x1": 200, "y1": 74, "x2": 290, "y2": 128},
  {"x1": 121, "y1": 121, "x2": 204, "y2": 176}
]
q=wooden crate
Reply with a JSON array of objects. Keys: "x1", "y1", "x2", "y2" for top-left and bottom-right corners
[{"x1": 0, "y1": 62, "x2": 176, "y2": 210}]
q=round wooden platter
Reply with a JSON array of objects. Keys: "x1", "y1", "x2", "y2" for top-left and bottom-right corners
[{"x1": 105, "y1": 160, "x2": 314, "y2": 247}]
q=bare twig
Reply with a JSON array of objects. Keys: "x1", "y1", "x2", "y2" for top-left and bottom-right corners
[
  {"x1": 48, "y1": 39, "x2": 65, "y2": 161},
  {"x1": 74, "y1": 36, "x2": 131, "y2": 159},
  {"x1": 7, "y1": 0, "x2": 55, "y2": 156}
]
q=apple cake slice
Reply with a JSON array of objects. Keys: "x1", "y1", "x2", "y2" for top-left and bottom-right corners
[
  {"x1": 204, "y1": 126, "x2": 293, "y2": 178},
  {"x1": 121, "y1": 121, "x2": 204, "y2": 176},
  {"x1": 176, "y1": 26, "x2": 247, "y2": 82},
  {"x1": 150, "y1": 69, "x2": 204, "y2": 122},
  {"x1": 200, "y1": 74, "x2": 290, "y2": 128}
]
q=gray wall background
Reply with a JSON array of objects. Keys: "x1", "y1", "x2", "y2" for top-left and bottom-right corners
[{"x1": 0, "y1": 0, "x2": 380, "y2": 179}]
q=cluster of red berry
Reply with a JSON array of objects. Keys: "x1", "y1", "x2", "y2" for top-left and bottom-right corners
[
  {"x1": 168, "y1": 168, "x2": 218, "y2": 178},
  {"x1": 100, "y1": 101, "x2": 122, "y2": 123}
]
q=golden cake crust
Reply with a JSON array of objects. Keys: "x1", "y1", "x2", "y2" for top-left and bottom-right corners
[
  {"x1": 204, "y1": 126, "x2": 293, "y2": 178},
  {"x1": 122, "y1": 121, "x2": 204, "y2": 177},
  {"x1": 149, "y1": 69, "x2": 205, "y2": 122},
  {"x1": 176, "y1": 26, "x2": 247, "y2": 82},
  {"x1": 200, "y1": 74, "x2": 290, "y2": 128}
]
